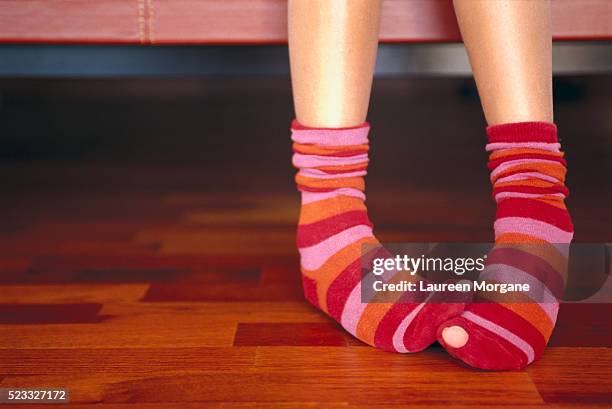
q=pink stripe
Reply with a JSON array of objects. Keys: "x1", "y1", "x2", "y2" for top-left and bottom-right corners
[
  {"x1": 341, "y1": 282, "x2": 367, "y2": 338},
  {"x1": 392, "y1": 297, "x2": 433, "y2": 353},
  {"x1": 494, "y1": 217, "x2": 574, "y2": 243},
  {"x1": 341, "y1": 265, "x2": 412, "y2": 341},
  {"x1": 299, "y1": 168, "x2": 367, "y2": 179},
  {"x1": 299, "y1": 225, "x2": 373, "y2": 271},
  {"x1": 340, "y1": 261, "x2": 435, "y2": 348},
  {"x1": 491, "y1": 158, "x2": 562, "y2": 179},
  {"x1": 486, "y1": 142, "x2": 561, "y2": 152},
  {"x1": 292, "y1": 153, "x2": 368, "y2": 168},
  {"x1": 546, "y1": 302, "x2": 559, "y2": 323},
  {"x1": 480, "y1": 264, "x2": 559, "y2": 321},
  {"x1": 462, "y1": 310, "x2": 535, "y2": 364},
  {"x1": 494, "y1": 171, "x2": 560, "y2": 185},
  {"x1": 494, "y1": 191, "x2": 564, "y2": 202},
  {"x1": 302, "y1": 189, "x2": 365, "y2": 204},
  {"x1": 291, "y1": 125, "x2": 370, "y2": 146}
]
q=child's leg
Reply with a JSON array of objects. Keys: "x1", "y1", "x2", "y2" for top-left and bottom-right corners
[
  {"x1": 452, "y1": 0, "x2": 553, "y2": 125},
  {"x1": 438, "y1": 0, "x2": 572, "y2": 370},
  {"x1": 288, "y1": 0, "x2": 465, "y2": 351},
  {"x1": 289, "y1": 0, "x2": 380, "y2": 127}
]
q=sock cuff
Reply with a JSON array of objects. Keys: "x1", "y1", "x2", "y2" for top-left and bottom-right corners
[
  {"x1": 487, "y1": 122, "x2": 558, "y2": 144},
  {"x1": 291, "y1": 119, "x2": 370, "y2": 146},
  {"x1": 291, "y1": 119, "x2": 369, "y2": 131}
]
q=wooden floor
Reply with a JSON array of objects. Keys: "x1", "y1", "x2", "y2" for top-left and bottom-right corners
[{"x1": 0, "y1": 76, "x2": 611, "y2": 407}]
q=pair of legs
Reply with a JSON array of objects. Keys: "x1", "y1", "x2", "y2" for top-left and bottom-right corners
[
  {"x1": 289, "y1": 0, "x2": 571, "y2": 370},
  {"x1": 289, "y1": 0, "x2": 553, "y2": 127}
]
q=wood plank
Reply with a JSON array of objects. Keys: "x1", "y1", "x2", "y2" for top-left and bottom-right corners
[
  {"x1": 0, "y1": 284, "x2": 149, "y2": 303},
  {"x1": 549, "y1": 304, "x2": 612, "y2": 347},
  {"x1": 134, "y1": 226, "x2": 298, "y2": 256},
  {"x1": 234, "y1": 323, "x2": 351, "y2": 346},
  {"x1": 142, "y1": 281, "x2": 303, "y2": 302},
  {"x1": 2, "y1": 355, "x2": 540, "y2": 405},
  {"x1": 0, "y1": 303, "x2": 105, "y2": 324},
  {"x1": 0, "y1": 0, "x2": 611, "y2": 44},
  {"x1": 0, "y1": 257, "x2": 30, "y2": 271},
  {"x1": 88, "y1": 347, "x2": 542, "y2": 404},
  {"x1": 27, "y1": 254, "x2": 287, "y2": 277},
  {"x1": 8, "y1": 404, "x2": 612, "y2": 409},
  {"x1": 0, "y1": 405, "x2": 226, "y2": 409},
  {"x1": 0, "y1": 312, "x2": 237, "y2": 349},
  {"x1": 182, "y1": 195, "x2": 298, "y2": 227},
  {"x1": 101, "y1": 302, "x2": 327, "y2": 324},
  {"x1": 0, "y1": 347, "x2": 255, "y2": 376},
  {"x1": 528, "y1": 347, "x2": 612, "y2": 404},
  {"x1": 0, "y1": 254, "x2": 269, "y2": 285},
  {"x1": 0, "y1": 238, "x2": 158, "y2": 258}
]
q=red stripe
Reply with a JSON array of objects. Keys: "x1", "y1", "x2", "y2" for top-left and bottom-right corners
[
  {"x1": 487, "y1": 122, "x2": 558, "y2": 143},
  {"x1": 469, "y1": 302, "x2": 548, "y2": 358},
  {"x1": 488, "y1": 154, "x2": 566, "y2": 170},
  {"x1": 440, "y1": 316, "x2": 528, "y2": 370},
  {"x1": 486, "y1": 246, "x2": 565, "y2": 299},
  {"x1": 297, "y1": 210, "x2": 372, "y2": 248},
  {"x1": 293, "y1": 148, "x2": 368, "y2": 157},
  {"x1": 326, "y1": 258, "x2": 362, "y2": 322},
  {"x1": 317, "y1": 166, "x2": 368, "y2": 175},
  {"x1": 493, "y1": 184, "x2": 569, "y2": 198},
  {"x1": 493, "y1": 166, "x2": 565, "y2": 182},
  {"x1": 375, "y1": 291, "x2": 467, "y2": 352},
  {"x1": 374, "y1": 301, "x2": 421, "y2": 351},
  {"x1": 301, "y1": 274, "x2": 319, "y2": 308},
  {"x1": 495, "y1": 198, "x2": 573, "y2": 232},
  {"x1": 327, "y1": 245, "x2": 389, "y2": 322},
  {"x1": 297, "y1": 185, "x2": 339, "y2": 193}
]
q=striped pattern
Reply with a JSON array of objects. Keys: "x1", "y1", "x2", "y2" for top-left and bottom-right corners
[
  {"x1": 292, "y1": 121, "x2": 464, "y2": 352},
  {"x1": 438, "y1": 122, "x2": 574, "y2": 370}
]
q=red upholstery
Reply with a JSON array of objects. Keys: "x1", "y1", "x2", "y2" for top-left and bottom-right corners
[{"x1": 0, "y1": 0, "x2": 611, "y2": 44}]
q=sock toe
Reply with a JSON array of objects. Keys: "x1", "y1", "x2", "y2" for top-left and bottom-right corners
[
  {"x1": 441, "y1": 325, "x2": 469, "y2": 348},
  {"x1": 400, "y1": 290, "x2": 470, "y2": 352},
  {"x1": 437, "y1": 315, "x2": 529, "y2": 371}
]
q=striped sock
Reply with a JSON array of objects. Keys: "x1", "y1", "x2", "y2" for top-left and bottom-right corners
[
  {"x1": 437, "y1": 122, "x2": 573, "y2": 370},
  {"x1": 292, "y1": 120, "x2": 466, "y2": 352}
]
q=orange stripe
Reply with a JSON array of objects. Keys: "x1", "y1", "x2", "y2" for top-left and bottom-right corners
[
  {"x1": 355, "y1": 269, "x2": 418, "y2": 345},
  {"x1": 534, "y1": 196, "x2": 567, "y2": 209},
  {"x1": 496, "y1": 232, "x2": 547, "y2": 244},
  {"x1": 316, "y1": 163, "x2": 368, "y2": 172},
  {"x1": 490, "y1": 148, "x2": 564, "y2": 160},
  {"x1": 293, "y1": 142, "x2": 369, "y2": 155},
  {"x1": 356, "y1": 303, "x2": 395, "y2": 345},
  {"x1": 495, "y1": 178, "x2": 560, "y2": 189},
  {"x1": 475, "y1": 296, "x2": 555, "y2": 340},
  {"x1": 300, "y1": 196, "x2": 366, "y2": 225},
  {"x1": 502, "y1": 302, "x2": 554, "y2": 340},
  {"x1": 295, "y1": 174, "x2": 365, "y2": 191},
  {"x1": 302, "y1": 236, "x2": 378, "y2": 313},
  {"x1": 492, "y1": 162, "x2": 566, "y2": 183}
]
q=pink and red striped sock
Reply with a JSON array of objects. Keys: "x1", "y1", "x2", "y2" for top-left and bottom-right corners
[
  {"x1": 292, "y1": 120, "x2": 465, "y2": 352},
  {"x1": 437, "y1": 122, "x2": 573, "y2": 370}
]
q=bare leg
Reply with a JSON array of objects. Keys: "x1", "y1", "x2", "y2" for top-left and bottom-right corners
[
  {"x1": 288, "y1": 0, "x2": 382, "y2": 127},
  {"x1": 443, "y1": 0, "x2": 554, "y2": 350},
  {"x1": 288, "y1": 1, "x2": 470, "y2": 352},
  {"x1": 453, "y1": 0, "x2": 553, "y2": 125}
]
